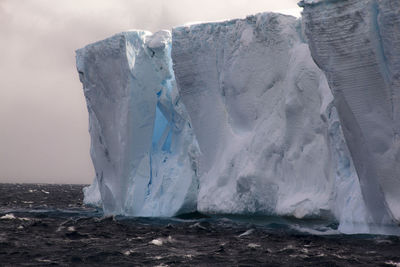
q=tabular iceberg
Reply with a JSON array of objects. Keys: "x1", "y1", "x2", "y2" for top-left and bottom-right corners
[
  {"x1": 76, "y1": 3, "x2": 400, "y2": 234},
  {"x1": 301, "y1": 0, "x2": 400, "y2": 228},
  {"x1": 76, "y1": 31, "x2": 199, "y2": 216}
]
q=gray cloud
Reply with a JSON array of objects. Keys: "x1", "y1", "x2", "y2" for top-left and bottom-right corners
[{"x1": 0, "y1": 0, "x2": 300, "y2": 184}]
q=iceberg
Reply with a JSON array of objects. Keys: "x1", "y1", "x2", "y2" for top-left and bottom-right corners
[
  {"x1": 76, "y1": 5, "x2": 400, "y2": 234},
  {"x1": 301, "y1": 0, "x2": 400, "y2": 228},
  {"x1": 76, "y1": 30, "x2": 199, "y2": 216}
]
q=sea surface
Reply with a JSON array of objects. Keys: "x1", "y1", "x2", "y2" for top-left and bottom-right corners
[{"x1": 0, "y1": 183, "x2": 399, "y2": 266}]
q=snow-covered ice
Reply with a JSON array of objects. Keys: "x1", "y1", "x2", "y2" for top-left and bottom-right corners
[{"x1": 76, "y1": 3, "x2": 400, "y2": 235}]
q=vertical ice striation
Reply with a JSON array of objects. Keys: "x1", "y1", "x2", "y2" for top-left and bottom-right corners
[
  {"x1": 172, "y1": 13, "x2": 361, "y2": 222},
  {"x1": 76, "y1": 31, "x2": 199, "y2": 216},
  {"x1": 301, "y1": 0, "x2": 400, "y2": 227}
]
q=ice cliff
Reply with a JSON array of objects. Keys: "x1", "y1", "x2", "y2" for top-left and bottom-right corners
[
  {"x1": 301, "y1": 0, "x2": 400, "y2": 230},
  {"x1": 76, "y1": 31, "x2": 199, "y2": 216},
  {"x1": 172, "y1": 14, "x2": 359, "y2": 222},
  {"x1": 76, "y1": 1, "x2": 400, "y2": 234}
]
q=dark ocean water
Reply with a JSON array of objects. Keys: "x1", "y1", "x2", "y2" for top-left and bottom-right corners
[{"x1": 0, "y1": 183, "x2": 399, "y2": 266}]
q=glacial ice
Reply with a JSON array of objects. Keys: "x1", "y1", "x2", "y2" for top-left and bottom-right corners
[
  {"x1": 76, "y1": 5, "x2": 400, "y2": 234},
  {"x1": 172, "y1": 13, "x2": 370, "y2": 231},
  {"x1": 302, "y1": 0, "x2": 400, "y2": 228},
  {"x1": 76, "y1": 31, "x2": 199, "y2": 216}
]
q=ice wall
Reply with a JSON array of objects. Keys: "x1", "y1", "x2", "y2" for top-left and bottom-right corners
[
  {"x1": 172, "y1": 13, "x2": 363, "y2": 226},
  {"x1": 301, "y1": 0, "x2": 400, "y2": 226},
  {"x1": 76, "y1": 31, "x2": 199, "y2": 216},
  {"x1": 76, "y1": 9, "x2": 399, "y2": 234}
]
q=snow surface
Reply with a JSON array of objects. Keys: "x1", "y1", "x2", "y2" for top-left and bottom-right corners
[
  {"x1": 302, "y1": 0, "x2": 400, "y2": 231},
  {"x1": 298, "y1": 0, "x2": 324, "y2": 7}
]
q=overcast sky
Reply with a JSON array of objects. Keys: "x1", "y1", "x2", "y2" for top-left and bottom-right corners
[{"x1": 0, "y1": 0, "x2": 300, "y2": 184}]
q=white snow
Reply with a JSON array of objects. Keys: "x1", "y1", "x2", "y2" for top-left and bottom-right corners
[{"x1": 298, "y1": 0, "x2": 324, "y2": 6}]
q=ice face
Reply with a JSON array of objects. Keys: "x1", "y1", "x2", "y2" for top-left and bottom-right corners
[
  {"x1": 76, "y1": 9, "x2": 399, "y2": 234},
  {"x1": 302, "y1": 0, "x2": 400, "y2": 227},
  {"x1": 76, "y1": 31, "x2": 199, "y2": 216},
  {"x1": 171, "y1": 13, "x2": 363, "y2": 224}
]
